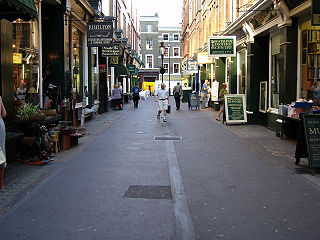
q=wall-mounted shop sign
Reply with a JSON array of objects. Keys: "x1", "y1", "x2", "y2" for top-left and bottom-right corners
[
  {"x1": 197, "y1": 52, "x2": 213, "y2": 64},
  {"x1": 109, "y1": 56, "x2": 119, "y2": 65},
  {"x1": 13, "y1": 53, "x2": 22, "y2": 64},
  {"x1": 184, "y1": 60, "x2": 198, "y2": 74},
  {"x1": 127, "y1": 65, "x2": 137, "y2": 74},
  {"x1": 312, "y1": 0, "x2": 320, "y2": 26},
  {"x1": 225, "y1": 94, "x2": 247, "y2": 124},
  {"x1": 208, "y1": 36, "x2": 236, "y2": 57},
  {"x1": 102, "y1": 44, "x2": 121, "y2": 57},
  {"x1": 87, "y1": 22, "x2": 113, "y2": 47}
]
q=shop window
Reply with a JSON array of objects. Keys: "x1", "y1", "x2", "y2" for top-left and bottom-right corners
[
  {"x1": 301, "y1": 21, "x2": 320, "y2": 104},
  {"x1": 72, "y1": 26, "x2": 83, "y2": 103},
  {"x1": 238, "y1": 49, "x2": 246, "y2": 94},
  {"x1": 13, "y1": 21, "x2": 39, "y2": 107},
  {"x1": 270, "y1": 34, "x2": 280, "y2": 109}
]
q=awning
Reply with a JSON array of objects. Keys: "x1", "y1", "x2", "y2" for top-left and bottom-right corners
[
  {"x1": 115, "y1": 64, "x2": 129, "y2": 77},
  {"x1": 0, "y1": 0, "x2": 37, "y2": 21}
]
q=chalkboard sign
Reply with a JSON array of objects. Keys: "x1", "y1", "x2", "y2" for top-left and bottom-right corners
[
  {"x1": 303, "y1": 114, "x2": 320, "y2": 167},
  {"x1": 225, "y1": 94, "x2": 247, "y2": 124}
]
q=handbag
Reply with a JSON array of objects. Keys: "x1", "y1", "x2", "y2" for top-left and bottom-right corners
[
  {"x1": 0, "y1": 147, "x2": 6, "y2": 166},
  {"x1": 166, "y1": 105, "x2": 171, "y2": 114}
]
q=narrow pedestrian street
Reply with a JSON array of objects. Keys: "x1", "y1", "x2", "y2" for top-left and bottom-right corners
[{"x1": 1, "y1": 99, "x2": 320, "y2": 240}]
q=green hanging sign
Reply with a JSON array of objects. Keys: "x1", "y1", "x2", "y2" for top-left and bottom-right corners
[{"x1": 208, "y1": 36, "x2": 236, "y2": 57}]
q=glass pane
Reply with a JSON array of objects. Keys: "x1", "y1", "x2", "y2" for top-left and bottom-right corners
[{"x1": 271, "y1": 53, "x2": 280, "y2": 109}]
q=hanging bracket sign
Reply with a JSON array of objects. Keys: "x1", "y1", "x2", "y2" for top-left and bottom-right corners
[
  {"x1": 102, "y1": 44, "x2": 121, "y2": 57},
  {"x1": 312, "y1": 0, "x2": 320, "y2": 26},
  {"x1": 87, "y1": 22, "x2": 113, "y2": 47},
  {"x1": 224, "y1": 94, "x2": 247, "y2": 124},
  {"x1": 208, "y1": 36, "x2": 236, "y2": 57}
]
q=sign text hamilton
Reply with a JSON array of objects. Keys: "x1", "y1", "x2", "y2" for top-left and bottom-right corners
[{"x1": 87, "y1": 22, "x2": 113, "y2": 47}]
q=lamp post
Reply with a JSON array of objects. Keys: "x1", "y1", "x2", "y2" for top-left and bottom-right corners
[
  {"x1": 168, "y1": 42, "x2": 171, "y2": 95},
  {"x1": 159, "y1": 42, "x2": 165, "y2": 83}
]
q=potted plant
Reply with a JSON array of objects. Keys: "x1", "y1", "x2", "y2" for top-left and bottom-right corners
[{"x1": 17, "y1": 103, "x2": 46, "y2": 122}]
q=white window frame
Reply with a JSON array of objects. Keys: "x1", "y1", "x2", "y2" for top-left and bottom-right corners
[
  {"x1": 163, "y1": 63, "x2": 169, "y2": 73},
  {"x1": 145, "y1": 54, "x2": 154, "y2": 68},
  {"x1": 173, "y1": 47, "x2": 180, "y2": 57},
  {"x1": 173, "y1": 34, "x2": 179, "y2": 41},
  {"x1": 146, "y1": 38, "x2": 153, "y2": 50},
  {"x1": 147, "y1": 24, "x2": 152, "y2": 32},
  {"x1": 173, "y1": 63, "x2": 180, "y2": 74},
  {"x1": 163, "y1": 33, "x2": 169, "y2": 41}
]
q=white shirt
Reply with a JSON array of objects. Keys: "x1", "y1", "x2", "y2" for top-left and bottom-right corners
[{"x1": 155, "y1": 88, "x2": 169, "y2": 100}]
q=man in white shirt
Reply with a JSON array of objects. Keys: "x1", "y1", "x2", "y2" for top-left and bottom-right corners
[{"x1": 154, "y1": 83, "x2": 169, "y2": 122}]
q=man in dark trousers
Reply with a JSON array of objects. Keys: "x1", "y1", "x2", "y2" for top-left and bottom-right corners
[
  {"x1": 132, "y1": 83, "x2": 141, "y2": 108},
  {"x1": 173, "y1": 82, "x2": 183, "y2": 110}
]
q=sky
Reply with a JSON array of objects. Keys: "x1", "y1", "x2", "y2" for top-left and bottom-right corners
[{"x1": 134, "y1": 0, "x2": 182, "y2": 27}]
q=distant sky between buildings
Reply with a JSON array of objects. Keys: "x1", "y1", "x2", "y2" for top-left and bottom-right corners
[{"x1": 134, "y1": 0, "x2": 182, "y2": 27}]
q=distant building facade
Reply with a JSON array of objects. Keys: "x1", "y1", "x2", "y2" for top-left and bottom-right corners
[{"x1": 139, "y1": 14, "x2": 182, "y2": 93}]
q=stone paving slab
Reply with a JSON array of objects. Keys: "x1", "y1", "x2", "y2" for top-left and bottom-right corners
[{"x1": 0, "y1": 102, "x2": 133, "y2": 212}]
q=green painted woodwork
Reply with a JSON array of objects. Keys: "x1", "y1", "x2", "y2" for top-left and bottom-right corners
[
  {"x1": 0, "y1": 20, "x2": 14, "y2": 126},
  {"x1": 279, "y1": 18, "x2": 298, "y2": 105}
]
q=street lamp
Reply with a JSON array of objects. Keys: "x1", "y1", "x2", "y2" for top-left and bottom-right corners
[
  {"x1": 159, "y1": 42, "x2": 165, "y2": 83},
  {"x1": 167, "y1": 42, "x2": 171, "y2": 95}
]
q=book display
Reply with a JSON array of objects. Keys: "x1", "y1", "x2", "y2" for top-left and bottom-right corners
[{"x1": 302, "y1": 29, "x2": 320, "y2": 99}]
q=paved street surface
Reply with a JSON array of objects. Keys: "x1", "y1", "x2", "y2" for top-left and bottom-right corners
[{"x1": 1, "y1": 98, "x2": 320, "y2": 240}]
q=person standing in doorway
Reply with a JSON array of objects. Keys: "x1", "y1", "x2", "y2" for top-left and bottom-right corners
[
  {"x1": 0, "y1": 96, "x2": 7, "y2": 189},
  {"x1": 132, "y1": 83, "x2": 141, "y2": 108},
  {"x1": 173, "y1": 82, "x2": 183, "y2": 110},
  {"x1": 154, "y1": 83, "x2": 169, "y2": 122},
  {"x1": 216, "y1": 83, "x2": 228, "y2": 121},
  {"x1": 201, "y1": 79, "x2": 209, "y2": 109}
]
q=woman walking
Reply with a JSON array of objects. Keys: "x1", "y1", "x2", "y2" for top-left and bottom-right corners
[
  {"x1": 216, "y1": 83, "x2": 228, "y2": 122},
  {"x1": 112, "y1": 84, "x2": 123, "y2": 110},
  {"x1": 0, "y1": 96, "x2": 7, "y2": 189}
]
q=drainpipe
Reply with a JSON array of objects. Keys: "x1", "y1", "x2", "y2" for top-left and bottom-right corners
[{"x1": 38, "y1": 0, "x2": 43, "y2": 108}]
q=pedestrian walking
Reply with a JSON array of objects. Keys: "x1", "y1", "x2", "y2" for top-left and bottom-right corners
[
  {"x1": 132, "y1": 83, "x2": 141, "y2": 108},
  {"x1": 118, "y1": 82, "x2": 123, "y2": 109},
  {"x1": 0, "y1": 96, "x2": 7, "y2": 189},
  {"x1": 112, "y1": 84, "x2": 123, "y2": 110},
  {"x1": 154, "y1": 83, "x2": 169, "y2": 122},
  {"x1": 173, "y1": 82, "x2": 183, "y2": 110},
  {"x1": 216, "y1": 83, "x2": 228, "y2": 121},
  {"x1": 200, "y1": 79, "x2": 209, "y2": 109}
]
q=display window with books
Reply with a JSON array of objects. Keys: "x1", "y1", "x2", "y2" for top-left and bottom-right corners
[{"x1": 301, "y1": 21, "x2": 320, "y2": 105}]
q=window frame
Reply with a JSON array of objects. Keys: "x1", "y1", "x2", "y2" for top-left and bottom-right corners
[
  {"x1": 145, "y1": 54, "x2": 154, "y2": 68},
  {"x1": 173, "y1": 63, "x2": 180, "y2": 74}
]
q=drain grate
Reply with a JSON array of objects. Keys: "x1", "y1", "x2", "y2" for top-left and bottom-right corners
[
  {"x1": 154, "y1": 136, "x2": 182, "y2": 141},
  {"x1": 123, "y1": 185, "x2": 172, "y2": 199}
]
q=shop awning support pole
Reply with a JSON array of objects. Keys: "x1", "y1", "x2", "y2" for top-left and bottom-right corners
[{"x1": 38, "y1": 0, "x2": 43, "y2": 108}]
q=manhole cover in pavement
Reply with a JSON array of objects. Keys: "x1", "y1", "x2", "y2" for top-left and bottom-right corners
[
  {"x1": 123, "y1": 185, "x2": 172, "y2": 199},
  {"x1": 126, "y1": 146, "x2": 142, "y2": 150},
  {"x1": 154, "y1": 136, "x2": 182, "y2": 141}
]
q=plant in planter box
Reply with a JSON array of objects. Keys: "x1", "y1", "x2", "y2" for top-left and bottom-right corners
[{"x1": 17, "y1": 103, "x2": 45, "y2": 121}]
